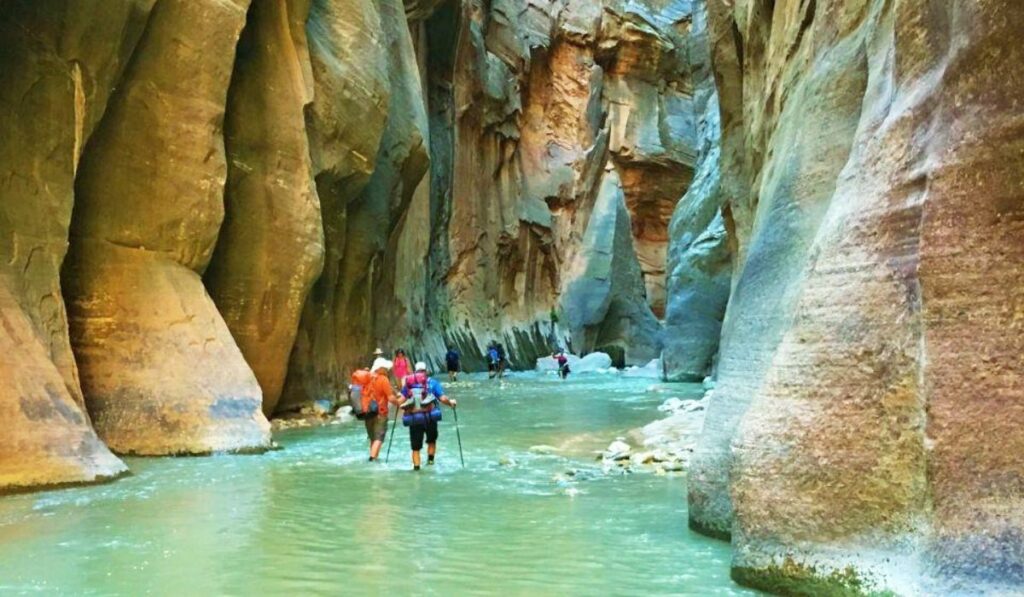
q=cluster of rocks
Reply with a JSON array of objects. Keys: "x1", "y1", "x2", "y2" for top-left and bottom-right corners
[
  {"x1": 270, "y1": 404, "x2": 356, "y2": 433},
  {"x1": 597, "y1": 393, "x2": 709, "y2": 474}
]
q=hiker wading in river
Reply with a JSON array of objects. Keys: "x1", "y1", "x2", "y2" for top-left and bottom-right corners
[
  {"x1": 400, "y1": 362, "x2": 456, "y2": 470},
  {"x1": 361, "y1": 358, "x2": 400, "y2": 461}
]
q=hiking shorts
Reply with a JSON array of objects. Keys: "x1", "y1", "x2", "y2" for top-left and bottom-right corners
[
  {"x1": 409, "y1": 420, "x2": 439, "y2": 451},
  {"x1": 447, "y1": 362, "x2": 460, "y2": 373},
  {"x1": 364, "y1": 415, "x2": 387, "y2": 442}
]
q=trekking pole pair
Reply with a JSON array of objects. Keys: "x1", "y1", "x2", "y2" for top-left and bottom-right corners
[{"x1": 384, "y1": 403, "x2": 465, "y2": 469}]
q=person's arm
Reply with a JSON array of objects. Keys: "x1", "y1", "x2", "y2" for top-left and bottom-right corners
[{"x1": 432, "y1": 380, "x2": 456, "y2": 407}]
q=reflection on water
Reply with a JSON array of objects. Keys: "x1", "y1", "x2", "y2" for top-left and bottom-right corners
[{"x1": 0, "y1": 373, "x2": 758, "y2": 595}]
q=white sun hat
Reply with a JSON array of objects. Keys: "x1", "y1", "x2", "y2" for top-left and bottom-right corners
[
  {"x1": 371, "y1": 358, "x2": 393, "y2": 372},
  {"x1": 414, "y1": 361, "x2": 428, "y2": 372}
]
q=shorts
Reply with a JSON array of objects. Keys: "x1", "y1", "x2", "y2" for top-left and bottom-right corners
[
  {"x1": 446, "y1": 362, "x2": 460, "y2": 373},
  {"x1": 364, "y1": 415, "x2": 387, "y2": 442},
  {"x1": 409, "y1": 420, "x2": 439, "y2": 451}
]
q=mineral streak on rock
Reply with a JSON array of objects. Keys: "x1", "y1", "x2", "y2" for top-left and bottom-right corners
[
  {"x1": 65, "y1": 0, "x2": 271, "y2": 455},
  {"x1": 685, "y1": 0, "x2": 1024, "y2": 593},
  {"x1": 205, "y1": 0, "x2": 325, "y2": 417},
  {"x1": 0, "y1": 278, "x2": 127, "y2": 492}
]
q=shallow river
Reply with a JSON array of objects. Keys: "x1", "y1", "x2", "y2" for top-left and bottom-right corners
[{"x1": 0, "y1": 372, "x2": 759, "y2": 595}]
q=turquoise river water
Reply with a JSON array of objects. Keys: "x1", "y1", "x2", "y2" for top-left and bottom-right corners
[{"x1": 0, "y1": 372, "x2": 760, "y2": 596}]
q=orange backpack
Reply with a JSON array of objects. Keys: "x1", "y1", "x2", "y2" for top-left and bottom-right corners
[{"x1": 349, "y1": 369, "x2": 374, "y2": 418}]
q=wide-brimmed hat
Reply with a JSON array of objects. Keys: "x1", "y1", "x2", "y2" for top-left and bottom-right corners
[
  {"x1": 371, "y1": 358, "x2": 393, "y2": 372},
  {"x1": 373, "y1": 347, "x2": 384, "y2": 356},
  {"x1": 414, "y1": 361, "x2": 428, "y2": 372}
]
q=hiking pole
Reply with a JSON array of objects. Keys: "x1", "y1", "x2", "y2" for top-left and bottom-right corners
[
  {"x1": 452, "y1": 405, "x2": 465, "y2": 468},
  {"x1": 385, "y1": 406, "x2": 400, "y2": 463}
]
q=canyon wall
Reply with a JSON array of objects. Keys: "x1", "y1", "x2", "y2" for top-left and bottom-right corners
[
  {"x1": 684, "y1": 0, "x2": 1024, "y2": 593},
  {"x1": 428, "y1": 0, "x2": 694, "y2": 370},
  {"x1": 1, "y1": 0, "x2": 690, "y2": 490}
]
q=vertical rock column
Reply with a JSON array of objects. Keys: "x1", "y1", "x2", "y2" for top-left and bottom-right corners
[
  {"x1": 560, "y1": 167, "x2": 662, "y2": 365},
  {"x1": 205, "y1": 0, "x2": 325, "y2": 416},
  {"x1": 277, "y1": 0, "x2": 391, "y2": 411},
  {"x1": 65, "y1": 0, "x2": 271, "y2": 455},
  {"x1": 688, "y1": 0, "x2": 868, "y2": 539},
  {"x1": 661, "y1": 0, "x2": 731, "y2": 382},
  {"x1": 0, "y1": 0, "x2": 156, "y2": 490}
]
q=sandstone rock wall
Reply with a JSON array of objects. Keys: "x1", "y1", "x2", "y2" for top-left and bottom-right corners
[
  {"x1": 425, "y1": 0, "x2": 694, "y2": 370},
  {"x1": 685, "y1": 0, "x2": 1024, "y2": 593},
  {"x1": 205, "y1": 0, "x2": 324, "y2": 417},
  {"x1": 0, "y1": 0, "x2": 155, "y2": 490},
  {"x1": 661, "y1": 1, "x2": 731, "y2": 382},
  {"x1": 65, "y1": 0, "x2": 272, "y2": 455}
]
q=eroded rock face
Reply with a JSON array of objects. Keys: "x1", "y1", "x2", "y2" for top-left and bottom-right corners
[
  {"x1": 204, "y1": 0, "x2": 325, "y2": 416},
  {"x1": 661, "y1": 2, "x2": 731, "y2": 382},
  {"x1": 422, "y1": 0, "x2": 694, "y2": 370},
  {"x1": 685, "y1": 0, "x2": 1024, "y2": 593},
  {"x1": 277, "y1": 0, "x2": 426, "y2": 412},
  {"x1": 65, "y1": 0, "x2": 271, "y2": 455},
  {"x1": 0, "y1": 0, "x2": 154, "y2": 489},
  {"x1": 0, "y1": 282, "x2": 126, "y2": 492},
  {"x1": 561, "y1": 167, "x2": 661, "y2": 365}
]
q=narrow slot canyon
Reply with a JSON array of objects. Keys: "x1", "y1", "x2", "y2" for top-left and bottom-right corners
[{"x1": 0, "y1": 0, "x2": 1021, "y2": 594}]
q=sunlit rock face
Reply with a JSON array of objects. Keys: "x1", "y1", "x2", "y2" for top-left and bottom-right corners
[
  {"x1": 204, "y1": 0, "x2": 325, "y2": 417},
  {"x1": 64, "y1": 0, "x2": 272, "y2": 455},
  {"x1": 0, "y1": 0, "x2": 151, "y2": 490},
  {"x1": 685, "y1": 0, "x2": 1024, "y2": 593}
]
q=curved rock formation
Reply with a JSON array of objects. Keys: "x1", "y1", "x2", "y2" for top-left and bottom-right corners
[
  {"x1": 0, "y1": 0, "x2": 155, "y2": 490},
  {"x1": 278, "y1": 0, "x2": 426, "y2": 412},
  {"x1": 686, "y1": 0, "x2": 1024, "y2": 593},
  {"x1": 204, "y1": 0, "x2": 325, "y2": 416},
  {"x1": 661, "y1": 2, "x2": 731, "y2": 382},
  {"x1": 65, "y1": 0, "x2": 271, "y2": 455}
]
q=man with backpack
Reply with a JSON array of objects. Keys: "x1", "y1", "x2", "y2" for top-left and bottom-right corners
[
  {"x1": 400, "y1": 362, "x2": 457, "y2": 470},
  {"x1": 445, "y1": 346, "x2": 461, "y2": 382},
  {"x1": 350, "y1": 358, "x2": 400, "y2": 462}
]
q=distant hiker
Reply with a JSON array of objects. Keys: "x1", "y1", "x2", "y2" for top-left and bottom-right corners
[
  {"x1": 495, "y1": 343, "x2": 507, "y2": 378},
  {"x1": 487, "y1": 343, "x2": 500, "y2": 379},
  {"x1": 362, "y1": 358, "x2": 400, "y2": 462},
  {"x1": 445, "y1": 346, "x2": 461, "y2": 382},
  {"x1": 371, "y1": 347, "x2": 384, "y2": 367},
  {"x1": 400, "y1": 362, "x2": 456, "y2": 470},
  {"x1": 393, "y1": 349, "x2": 411, "y2": 386},
  {"x1": 554, "y1": 350, "x2": 570, "y2": 379}
]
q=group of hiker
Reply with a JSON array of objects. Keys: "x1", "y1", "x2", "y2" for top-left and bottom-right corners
[
  {"x1": 348, "y1": 342, "x2": 569, "y2": 468},
  {"x1": 350, "y1": 348, "x2": 458, "y2": 469}
]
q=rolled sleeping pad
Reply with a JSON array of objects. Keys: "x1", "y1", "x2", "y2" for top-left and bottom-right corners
[{"x1": 402, "y1": 408, "x2": 442, "y2": 427}]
